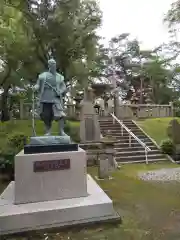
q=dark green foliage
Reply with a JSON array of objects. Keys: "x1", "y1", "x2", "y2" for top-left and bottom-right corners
[
  {"x1": 69, "y1": 127, "x2": 80, "y2": 143},
  {"x1": 160, "y1": 139, "x2": 174, "y2": 155},
  {"x1": 65, "y1": 120, "x2": 80, "y2": 143},
  {"x1": 0, "y1": 154, "x2": 14, "y2": 180},
  {"x1": 7, "y1": 132, "x2": 27, "y2": 151},
  {"x1": 173, "y1": 100, "x2": 180, "y2": 117},
  {"x1": 0, "y1": 131, "x2": 26, "y2": 179},
  {"x1": 174, "y1": 107, "x2": 180, "y2": 117},
  {"x1": 0, "y1": 0, "x2": 102, "y2": 122}
]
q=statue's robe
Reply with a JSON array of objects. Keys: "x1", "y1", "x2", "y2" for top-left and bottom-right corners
[{"x1": 35, "y1": 71, "x2": 66, "y2": 122}]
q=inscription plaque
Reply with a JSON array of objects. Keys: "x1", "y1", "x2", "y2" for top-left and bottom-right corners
[{"x1": 34, "y1": 159, "x2": 70, "y2": 172}]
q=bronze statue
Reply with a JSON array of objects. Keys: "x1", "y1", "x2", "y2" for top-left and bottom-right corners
[{"x1": 33, "y1": 58, "x2": 67, "y2": 136}]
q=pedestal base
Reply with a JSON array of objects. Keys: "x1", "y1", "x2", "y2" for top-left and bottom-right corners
[
  {"x1": 29, "y1": 136, "x2": 71, "y2": 145},
  {"x1": 24, "y1": 143, "x2": 78, "y2": 154},
  {"x1": 0, "y1": 175, "x2": 120, "y2": 235},
  {"x1": 15, "y1": 148, "x2": 87, "y2": 204}
]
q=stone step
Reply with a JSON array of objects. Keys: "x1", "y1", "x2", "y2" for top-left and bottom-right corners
[
  {"x1": 115, "y1": 134, "x2": 149, "y2": 139},
  {"x1": 100, "y1": 119, "x2": 133, "y2": 122},
  {"x1": 100, "y1": 125, "x2": 139, "y2": 129},
  {"x1": 115, "y1": 145, "x2": 158, "y2": 152},
  {"x1": 99, "y1": 119, "x2": 113, "y2": 122},
  {"x1": 114, "y1": 134, "x2": 146, "y2": 138},
  {"x1": 100, "y1": 123, "x2": 121, "y2": 127},
  {"x1": 116, "y1": 149, "x2": 160, "y2": 157},
  {"x1": 106, "y1": 135, "x2": 150, "y2": 141},
  {"x1": 100, "y1": 120, "x2": 133, "y2": 124},
  {"x1": 102, "y1": 125, "x2": 139, "y2": 129},
  {"x1": 123, "y1": 124, "x2": 138, "y2": 128},
  {"x1": 115, "y1": 142, "x2": 155, "y2": 148},
  {"x1": 101, "y1": 128, "x2": 140, "y2": 133},
  {"x1": 115, "y1": 158, "x2": 166, "y2": 164},
  {"x1": 115, "y1": 154, "x2": 165, "y2": 162},
  {"x1": 112, "y1": 141, "x2": 151, "y2": 146},
  {"x1": 121, "y1": 122, "x2": 134, "y2": 124},
  {"x1": 100, "y1": 121, "x2": 134, "y2": 124},
  {"x1": 103, "y1": 127, "x2": 140, "y2": 132},
  {"x1": 101, "y1": 130, "x2": 141, "y2": 135},
  {"x1": 99, "y1": 118, "x2": 161, "y2": 164},
  {"x1": 120, "y1": 126, "x2": 137, "y2": 129},
  {"x1": 115, "y1": 135, "x2": 150, "y2": 140},
  {"x1": 104, "y1": 131, "x2": 144, "y2": 136},
  {"x1": 115, "y1": 140, "x2": 154, "y2": 145},
  {"x1": 100, "y1": 125, "x2": 138, "y2": 130},
  {"x1": 103, "y1": 134, "x2": 145, "y2": 138}
]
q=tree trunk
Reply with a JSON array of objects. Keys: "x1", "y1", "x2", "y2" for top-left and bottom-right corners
[{"x1": 1, "y1": 85, "x2": 10, "y2": 122}]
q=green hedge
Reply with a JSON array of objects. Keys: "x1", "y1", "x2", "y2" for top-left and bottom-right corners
[{"x1": 160, "y1": 139, "x2": 174, "y2": 155}]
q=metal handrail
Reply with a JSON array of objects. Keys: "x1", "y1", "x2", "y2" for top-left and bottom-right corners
[{"x1": 111, "y1": 113, "x2": 151, "y2": 164}]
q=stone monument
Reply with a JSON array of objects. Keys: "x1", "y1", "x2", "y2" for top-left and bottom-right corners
[
  {"x1": 29, "y1": 57, "x2": 70, "y2": 147},
  {"x1": 0, "y1": 58, "x2": 120, "y2": 235},
  {"x1": 80, "y1": 87, "x2": 101, "y2": 143},
  {"x1": 167, "y1": 119, "x2": 180, "y2": 160}
]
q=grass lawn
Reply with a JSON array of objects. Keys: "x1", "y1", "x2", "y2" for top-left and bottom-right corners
[
  {"x1": 137, "y1": 117, "x2": 180, "y2": 145},
  {"x1": 2, "y1": 118, "x2": 180, "y2": 239},
  {"x1": 2, "y1": 162, "x2": 180, "y2": 240}
]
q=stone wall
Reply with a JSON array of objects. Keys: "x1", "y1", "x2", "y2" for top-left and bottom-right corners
[
  {"x1": 17, "y1": 100, "x2": 173, "y2": 120},
  {"x1": 19, "y1": 100, "x2": 76, "y2": 120},
  {"x1": 116, "y1": 104, "x2": 173, "y2": 119}
]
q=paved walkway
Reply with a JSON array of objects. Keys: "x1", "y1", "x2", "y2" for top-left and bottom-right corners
[{"x1": 138, "y1": 167, "x2": 180, "y2": 182}]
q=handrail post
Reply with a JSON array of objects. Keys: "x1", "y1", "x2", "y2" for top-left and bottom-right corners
[
  {"x1": 145, "y1": 149, "x2": 148, "y2": 165},
  {"x1": 113, "y1": 112, "x2": 115, "y2": 125},
  {"x1": 121, "y1": 125, "x2": 123, "y2": 136},
  {"x1": 129, "y1": 134, "x2": 131, "y2": 147}
]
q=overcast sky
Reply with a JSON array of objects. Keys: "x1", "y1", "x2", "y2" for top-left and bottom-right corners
[{"x1": 98, "y1": 0, "x2": 175, "y2": 49}]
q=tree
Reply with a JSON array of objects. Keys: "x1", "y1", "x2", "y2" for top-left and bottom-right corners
[
  {"x1": 101, "y1": 33, "x2": 178, "y2": 104},
  {"x1": 143, "y1": 57, "x2": 174, "y2": 104},
  {"x1": 0, "y1": 0, "x2": 103, "y2": 121},
  {"x1": 164, "y1": 0, "x2": 180, "y2": 60},
  {"x1": 0, "y1": 4, "x2": 33, "y2": 121},
  {"x1": 165, "y1": 0, "x2": 180, "y2": 29},
  {"x1": 4, "y1": 0, "x2": 102, "y2": 84}
]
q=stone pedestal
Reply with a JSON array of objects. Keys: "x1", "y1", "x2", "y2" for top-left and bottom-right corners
[
  {"x1": 98, "y1": 140, "x2": 117, "y2": 179},
  {"x1": 80, "y1": 103, "x2": 101, "y2": 143},
  {"x1": 15, "y1": 149, "x2": 87, "y2": 204},
  {"x1": 29, "y1": 135, "x2": 71, "y2": 145},
  {"x1": 80, "y1": 88, "x2": 101, "y2": 143},
  {"x1": 0, "y1": 147, "x2": 120, "y2": 235},
  {"x1": 98, "y1": 158, "x2": 109, "y2": 179}
]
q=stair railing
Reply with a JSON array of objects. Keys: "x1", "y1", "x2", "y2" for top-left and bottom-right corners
[{"x1": 111, "y1": 113, "x2": 151, "y2": 164}]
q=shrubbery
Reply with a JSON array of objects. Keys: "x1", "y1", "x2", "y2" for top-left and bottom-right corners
[
  {"x1": 64, "y1": 120, "x2": 80, "y2": 142},
  {"x1": 160, "y1": 139, "x2": 174, "y2": 155},
  {"x1": 7, "y1": 132, "x2": 27, "y2": 151},
  {"x1": 0, "y1": 131, "x2": 28, "y2": 180}
]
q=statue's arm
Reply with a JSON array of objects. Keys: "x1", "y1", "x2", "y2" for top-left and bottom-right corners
[
  {"x1": 34, "y1": 75, "x2": 42, "y2": 92},
  {"x1": 59, "y1": 76, "x2": 67, "y2": 95}
]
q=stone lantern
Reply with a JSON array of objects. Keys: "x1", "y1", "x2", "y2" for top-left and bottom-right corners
[
  {"x1": 91, "y1": 83, "x2": 114, "y2": 116},
  {"x1": 74, "y1": 92, "x2": 83, "y2": 120}
]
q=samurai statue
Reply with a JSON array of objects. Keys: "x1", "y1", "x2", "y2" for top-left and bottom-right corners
[{"x1": 33, "y1": 58, "x2": 67, "y2": 136}]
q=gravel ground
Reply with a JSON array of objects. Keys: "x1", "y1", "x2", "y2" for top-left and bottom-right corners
[{"x1": 138, "y1": 168, "x2": 180, "y2": 182}]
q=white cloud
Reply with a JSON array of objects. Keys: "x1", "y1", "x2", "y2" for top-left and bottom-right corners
[{"x1": 98, "y1": 0, "x2": 175, "y2": 49}]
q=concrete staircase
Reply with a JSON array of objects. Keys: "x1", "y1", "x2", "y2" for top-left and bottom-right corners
[{"x1": 99, "y1": 117, "x2": 166, "y2": 163}]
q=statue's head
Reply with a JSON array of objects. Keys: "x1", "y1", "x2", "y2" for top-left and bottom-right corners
[{"x1": 48, "y1": 58, "x2": 56, "y2": 73}]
